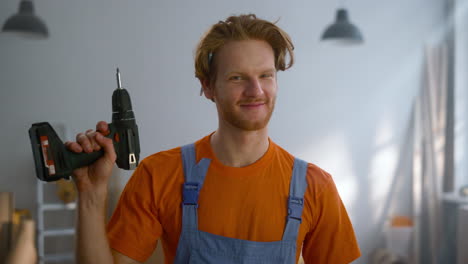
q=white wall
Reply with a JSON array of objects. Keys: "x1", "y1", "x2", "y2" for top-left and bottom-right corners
[
  {"x1": 0, "y1": 0, "x2": 445, "y2": 262},
  {"x1": 455, "y1": 0, "x2": 468, "y2": 191}
]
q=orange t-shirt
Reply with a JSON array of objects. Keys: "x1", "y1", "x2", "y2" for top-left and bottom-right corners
[{"x1": 107, "y1": 134, "x2": 360, "y2": 263}]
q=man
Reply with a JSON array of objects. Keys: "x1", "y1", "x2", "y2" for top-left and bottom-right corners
[{"x1": 68, "y1": 14, "x2": 360, "y2": 264}]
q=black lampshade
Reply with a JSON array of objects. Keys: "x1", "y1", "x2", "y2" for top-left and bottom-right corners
[
  {"x1": 321, "y1": 8, "x2": 363, "y2": 45},
  {"x1": 2, "y1": 0, "x2": 49, "y2": 39}
]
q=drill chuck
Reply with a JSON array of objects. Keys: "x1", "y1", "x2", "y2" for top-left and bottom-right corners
[
  {"x1": 112, "y1": 88, "x2": 135, "y2": 121},
  {"x1": 113, "y1": 68, "x2": 135, "y2": 121}
]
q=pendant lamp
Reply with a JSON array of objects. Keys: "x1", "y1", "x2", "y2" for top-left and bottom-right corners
[
  {"x1": 2, "y1": 0, "x2": 49, "y2": 39},
  {"x1": 321, "y1": 8, "x2": 363, "y2": 45}
]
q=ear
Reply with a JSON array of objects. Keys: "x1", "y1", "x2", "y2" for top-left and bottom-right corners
[{"x1": 200, "y1": 79, "x2": 215, "y2": 102}]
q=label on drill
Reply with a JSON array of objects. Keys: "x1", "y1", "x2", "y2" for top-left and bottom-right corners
[{"x1": 40, "y1": 136, "x2": 56, "y2": 175}]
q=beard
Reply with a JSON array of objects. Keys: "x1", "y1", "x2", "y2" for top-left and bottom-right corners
[{"x1": 216, "y1": 97, "x2": 276, "y2": 131}]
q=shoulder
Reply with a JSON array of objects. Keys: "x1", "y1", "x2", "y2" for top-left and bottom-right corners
[
  {"x1": 135, "y1": 146, "x2": 184, "y2": 183},
  {"x1": 129, "y1": 135, "x2": 211, "y2": 184},
  {"x1": 141, "y1": 146, "x2": 182, "y2": 169},
  {"x1": 306, "y1": 163, "x2": 334, "y2": 192},
  {"x1": 271, "y1": 141, "x2": 335, "y2": 193},
  {"x1": 134, "y1": 135, "x2": 210, "y2": 180},
  {"x1": 123, "y1": 145, "x2": 186, "y2": 200}
]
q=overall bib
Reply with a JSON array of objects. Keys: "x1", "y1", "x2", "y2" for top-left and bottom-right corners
[{"x1": 173, "y1": 143, "x2": 308, "y2": 264}]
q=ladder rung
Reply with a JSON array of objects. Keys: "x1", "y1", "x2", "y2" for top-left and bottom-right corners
[
  {"x1": 39, "y1": 203, "x2": 76, "y2": 211},
  {"x1": 42, "y1": 252, "x2": 74, "y2": 262},
  {"x1": 41, "y1": 228, "x2": 75, "y2": 236}
]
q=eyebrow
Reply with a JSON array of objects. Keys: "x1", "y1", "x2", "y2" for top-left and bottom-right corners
[{"x1": 225, "y1": 68, "x2": 276, "y2": 76}]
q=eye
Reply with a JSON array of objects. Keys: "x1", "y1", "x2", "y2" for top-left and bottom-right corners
[
  {"x1": 260, "y1": 71, "x2": 275, "y2": 79},
  {"x1": 229, "y1": 75, "x2": 243, "y2": 81}
]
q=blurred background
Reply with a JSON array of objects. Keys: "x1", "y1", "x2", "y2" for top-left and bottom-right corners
[{"x1": 0, "y1": 0, "x2": 467, "y2": 263}]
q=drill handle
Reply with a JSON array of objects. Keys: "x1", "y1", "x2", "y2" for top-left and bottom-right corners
[
  {"x1": 29, "y1": 122, "x2": 118, "y2": 182},
  {"x1": 67, "y1": 123, "x2": 116, "y2": 169},
  {"x1": 68, "y1": 149, "x2": 104, "y2": 170}
]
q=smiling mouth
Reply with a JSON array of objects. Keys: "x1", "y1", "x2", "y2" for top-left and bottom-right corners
[{"x1": 240, "y1": 102, "x2": 265, "y2": 108}]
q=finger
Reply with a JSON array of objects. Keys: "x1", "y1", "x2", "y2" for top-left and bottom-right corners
[
  {"x1": 64, "y1": 141, "x2": 83, "y2": 153},
  {"x1": 95, "y1": 133, "x2": 116, "y2": 162},
  {"x1": 96, "y1": 121, "x2": 110, "y2": 136},
  {"x1": 76, "y1": 133, "x2": 93, "y2": 153},
  {"x1": 85, "y1": 130, "x2": 101, "y2": 151}
]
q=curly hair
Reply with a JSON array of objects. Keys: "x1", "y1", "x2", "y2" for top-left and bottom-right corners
[{"x1": 194, "y1": 14, "x2": 295, "y2": 83}]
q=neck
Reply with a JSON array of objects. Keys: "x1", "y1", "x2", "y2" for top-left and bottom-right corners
[{"x1": 210, "y1": 124, "x2": 270, "y2": 168}]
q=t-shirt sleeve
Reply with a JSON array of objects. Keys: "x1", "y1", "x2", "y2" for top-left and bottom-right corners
[
  {"x1": 106, "y1": 160, "x2": 162, "y2": 262},
  {"x1": 302, "y1": 167, "x2": 361, "y2": 264}
]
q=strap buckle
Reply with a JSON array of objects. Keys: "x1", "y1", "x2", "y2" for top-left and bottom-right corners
[
  {"x1": 287, "y1": 196, "x2": 304, "y2": 223},
  {"x1": 182, "y1": 182, "x2": 200, "y2": 208}
]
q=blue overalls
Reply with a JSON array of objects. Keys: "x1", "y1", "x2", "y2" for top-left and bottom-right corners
[{"x1": 174, "y1": 143, "x2": 308, "y2": 264}]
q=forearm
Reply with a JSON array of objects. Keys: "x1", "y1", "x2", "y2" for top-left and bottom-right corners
[{"x1": 76, "y1": 189, "x2": 114, "y2": 264}]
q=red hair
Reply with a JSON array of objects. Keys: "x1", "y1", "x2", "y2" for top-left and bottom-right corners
[{"x1": 194, "y1": 14, "x2": 295, "y2": 83}]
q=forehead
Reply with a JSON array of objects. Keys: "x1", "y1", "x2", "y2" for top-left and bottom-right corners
[{"x1": 214, "y1": 40, "x2": 276, "y2": 74}]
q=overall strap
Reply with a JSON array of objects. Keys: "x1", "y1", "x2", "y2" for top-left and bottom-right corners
[
  {"x1": 180, "y1": 143, "x2": 211, "y2": 231},
  {"x1": 282, "y1": 158, "x2": 309, "y2": 241}
]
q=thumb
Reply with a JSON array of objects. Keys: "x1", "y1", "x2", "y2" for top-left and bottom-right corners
[{"x1": 95, "y1": 133, "x2": 117, "y2": 162}]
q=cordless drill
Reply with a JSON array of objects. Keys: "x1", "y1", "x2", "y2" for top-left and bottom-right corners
[{"x1": 29, "y1": 68, "x2": 140, "y2": 182}]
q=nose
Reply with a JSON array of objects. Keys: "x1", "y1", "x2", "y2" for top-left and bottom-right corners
[{"x1": 244, "y1": 78, "x2": 264, "y2": 97}]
